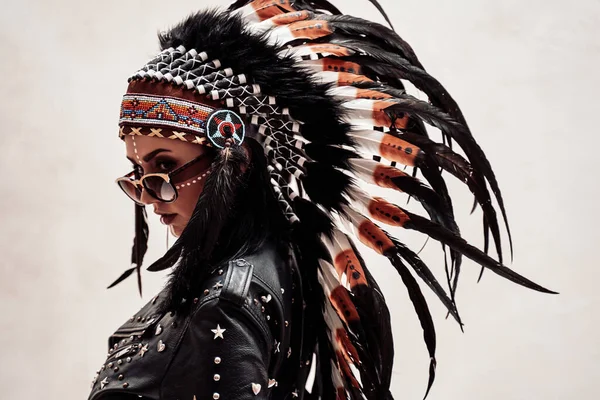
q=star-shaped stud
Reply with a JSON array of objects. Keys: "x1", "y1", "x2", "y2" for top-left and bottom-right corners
[
  {"x1": 139, "y1": 343, "x2": 149, "y2": 357},
  {"x1": 213, "y1": 281, "x2": 223, "y2": 290},
  {"x1": 274, "y1": 340, "x2": 281, "y2": 353},
  {"x1": 211, "y1": 324, "x2": 226, "y2": 340},
  {"x1": 100, "y1": 377, "x2": 109, "y2": 389},
  {"x1": 291, "y1": 389, "x2": 299, "y2": 398}
]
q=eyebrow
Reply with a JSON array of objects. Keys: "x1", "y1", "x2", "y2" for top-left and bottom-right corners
[{"x1": 126, "y1": 148, "x2": 172, "y2": 164}]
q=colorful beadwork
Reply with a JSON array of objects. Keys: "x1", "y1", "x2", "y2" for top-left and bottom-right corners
[
  {"x1": 120, "y1": 94, "x2": 215, "y2": 136},
  {"x1": 206, "y1": 109, "x2": 245, "y2": 148}
]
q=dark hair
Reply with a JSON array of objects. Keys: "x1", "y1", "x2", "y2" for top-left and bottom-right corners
[{"x1": 157, "y1": 138, "x2": 291, "y2": 310}]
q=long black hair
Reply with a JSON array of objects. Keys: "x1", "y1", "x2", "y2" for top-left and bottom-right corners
[{"x1": 152, "y1": 137, "x2": 291, "y2": 311}]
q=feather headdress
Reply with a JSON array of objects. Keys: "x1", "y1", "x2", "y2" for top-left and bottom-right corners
[{"x1": 110, "y1": 1, "x2": 555, "y2": 398}]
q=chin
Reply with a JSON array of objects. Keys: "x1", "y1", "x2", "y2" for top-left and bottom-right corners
[{"x1": 170, "y1": 225, "x2": 183, "y2": 238}]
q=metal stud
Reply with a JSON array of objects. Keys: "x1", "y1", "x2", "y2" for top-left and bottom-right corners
[
  {"x1": 266, "y1": 315, "x2": 271, "y2": 321},
  {"x1": 123, "y1": 382, "x2": 129, "y2": 389},
  {"x1": 118, "y1": 374, "x2": 124, "y2": 381},
  {"x1": 107, "y1": 362, "x2": 113, "y2": 368},
  {"x1": 204, "y1": 289, "x2": 210, "y2": 295},
  {"x1": 252, "y1": 383, "x2": 262, "y2": 395},
  {"x1": 139, "y1": 343, "x2": 149, "y2": 357},
  {"x1": 211, "y1": 324, "x2": 226, "y2": 340},
  {"x1": 214, "y1": 357, "x2": 222, "y2": 364},
  {"x1": 287, "y1": 348, "x2": 292, "y2": 358},
  {"x1": 213, "y1": 281, "x2": 223, "y2": 290},
  {"x1": 114, "y1": 366, "x2": 119, "y2": 372},
  {"x1": 261, "y1": 306, "x2": 265, "y2": 313},
  {"x1": 261, "y1": 294, "x2": 272, "y2": 303},
  {"x1": 117, "y1": 359, "x2": 123, "y2": 365},
  {"x1": 157, "y1": 340, "x2": 166, "y2": 352},
  {"x1": 281, "y1": 288, "x2": 285, "y2": 294},
  {"x1": 274, "y1": 341, "x2": 281, "y2": 353},
  {"x1": 213, "y1": 393, "x2": 220, "y2": 400},
  {"x1": 285, "y1": 321, "x2": 289, "y2": 327},
  {"x1": 268, "y1": 379, "x2": 278, "y2": 388},
  {"x1": 171, "y1": 321, "x2": 177, "y2": 328},
  {"x1": 100, "y1": 377, "x2": 109, "y2": 389},
  {"x1": 136, "y1": 316, "x2": 141, "y2": 322},
  {"x1": 155, "y1": 324, "x2": 162, "y2": 336},
  {"x1": 152, "y1": 295, "x2": 159, "y2": 304},
  {"x1": 126, "y1": 357, "x2": 132, "y2": 363},
  {"x1": 193, "y1": 297, "x2": 199, "y2": 304},
  {"x1": 292, "y1": 389, "x2": 299, "y2": 398},
  {"x1": 213, "y1": 374, "x2": 220, "y2": 382},
  {"x1": 218, "y1": 269, "x2": 224, "y2": 275}
]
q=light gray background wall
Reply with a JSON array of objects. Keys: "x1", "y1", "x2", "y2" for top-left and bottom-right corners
[{"x1": 0, "y1": 0, "x2": 597, "y2": 399}]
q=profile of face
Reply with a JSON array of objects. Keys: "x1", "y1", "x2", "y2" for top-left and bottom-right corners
[{"x1": 124, "y1": 135, "x2": 215, "y2": 237}]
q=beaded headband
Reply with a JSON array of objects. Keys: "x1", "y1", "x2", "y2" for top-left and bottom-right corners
[{"x1": 118, "y1": 77, "x2": 246, "y2": 148}]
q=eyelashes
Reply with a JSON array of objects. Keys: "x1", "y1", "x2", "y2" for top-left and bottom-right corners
[{"x1": 131, "y1": 159, "x2": 177, "y2": 174}]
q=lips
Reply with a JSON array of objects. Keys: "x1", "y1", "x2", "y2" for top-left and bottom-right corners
[{"x1": 159, "y1": 214, "x2": 177, "y2": 225}]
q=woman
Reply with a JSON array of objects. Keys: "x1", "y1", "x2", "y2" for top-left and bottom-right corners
[{"x1": 88, "y1": 1, "x2": 554, "y2": 399}]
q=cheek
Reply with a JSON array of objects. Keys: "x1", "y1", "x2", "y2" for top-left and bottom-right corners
[{"x1": 172, "y1": 179, "x2": 208, "y2": 225}]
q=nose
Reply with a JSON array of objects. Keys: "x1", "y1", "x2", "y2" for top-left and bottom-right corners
[{"x1": 138, "y1": 185, "x2": 160, "y2": 205}]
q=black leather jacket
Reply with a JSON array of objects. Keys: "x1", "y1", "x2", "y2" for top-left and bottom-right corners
[{"x1": 88, "y1": 241, "x2": 307, "y2": 400}]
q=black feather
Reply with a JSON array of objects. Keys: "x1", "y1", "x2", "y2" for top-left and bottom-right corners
[
  {"x1": 383, "y1": 253, "x2": 437, "y2": 399},
  {"x1": 401, "y1": 209, "x2": 557, "y2": 294}
]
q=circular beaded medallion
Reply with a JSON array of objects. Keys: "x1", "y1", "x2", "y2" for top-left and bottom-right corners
[{"x1": 206, "y1": 109, "x2": 245, "y2": 148}]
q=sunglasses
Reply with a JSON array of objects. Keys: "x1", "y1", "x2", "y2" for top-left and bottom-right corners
[{"x1": 115, "y1": 154, "x2": 211, "y2": 204}]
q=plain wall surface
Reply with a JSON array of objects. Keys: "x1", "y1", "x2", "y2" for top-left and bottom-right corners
[{"x1": 0, "y1": 0, "x2": 598, "y2": 399}]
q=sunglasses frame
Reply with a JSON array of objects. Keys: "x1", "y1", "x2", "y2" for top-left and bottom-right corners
[{"x1": 115, "y1": 154, "x2": 209, "y2": 205}]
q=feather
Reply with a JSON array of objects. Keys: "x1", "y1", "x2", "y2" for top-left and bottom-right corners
[
  {"x1": 322, "y1": 15, "x2": 421, "y2": 68},
  {"x1": 342, "y1": 204, "x2": 461, "y2": 323},
  {"x1": 107, "y1": 203, "x2": 149, "y2": 296}
]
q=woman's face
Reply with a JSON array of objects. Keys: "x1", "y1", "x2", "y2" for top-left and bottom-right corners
[{"x1": 124, "y1": 135, "x2": 214, "y2": 237}]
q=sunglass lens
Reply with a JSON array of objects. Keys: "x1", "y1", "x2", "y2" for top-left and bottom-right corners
[
  {"x1": 143, "y1": 176, "x2": 176, "y2": 202},
  {"x1": 118, "y1": 179, "x2": 142, "y2": 203}
]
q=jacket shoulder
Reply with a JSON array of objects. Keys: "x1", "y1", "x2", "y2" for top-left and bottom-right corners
[{"x1": 160, "y1": 242, "x2": 297, "y2": 399}]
